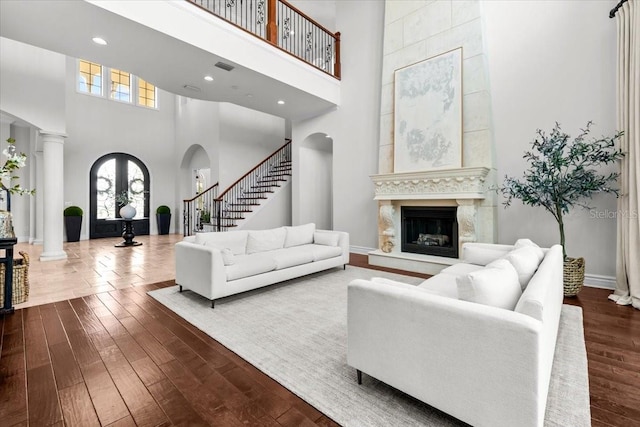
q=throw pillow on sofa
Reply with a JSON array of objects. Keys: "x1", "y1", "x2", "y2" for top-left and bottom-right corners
[
  {"x1": 195, "y1": 230, "x2": 248, "y2": 255},
  {"x1": 314, "y1": 231, "x2": 340, "y2": 246},
  {"x1": 220, "y1": 248, "x2": 235, "y2": 265},
  {"x1": 284, "y1": 223, "x2": 316, "y2": 248},
  {"x1": 246, "y1": 227, "x2": 287, "y2": 254},
  {"x1": 456, "y1": 261, "x2": 522, "y2": 310},
  {"x1": 504, "y1": 246, "x2": 544, "y2": 290}
]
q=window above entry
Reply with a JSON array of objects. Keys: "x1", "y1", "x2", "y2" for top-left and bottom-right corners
[{"x1": 77, "y1": 59, "x2": 158, "y2": 109}]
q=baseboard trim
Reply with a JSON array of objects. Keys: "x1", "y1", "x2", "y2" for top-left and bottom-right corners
[
  {"x1": 584, "y1": 274, "x2": 616, "y2": 290},
  {"x1": 349, "y1": 246, "x2": 376, "y2": 255}
]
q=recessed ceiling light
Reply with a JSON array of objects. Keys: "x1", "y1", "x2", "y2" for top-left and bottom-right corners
[
  {"x1": 277, "y1": 100, "x2": 285, "y2": 105},
  {"x1": 246, "y1": 94, "x2": 253, "y2": 98},
  {"x1": 92, "y1": 37, "x2": 107, "y2": 45},
  {"x1": 326, "y1": 135, "x2": 331, "y2": 138},
  {"x1": 204, "y1": 75, "x2": 214, "y2": 82},
  {"x1": 183, "y1": 84, "x2": 201, "y2": 92}
]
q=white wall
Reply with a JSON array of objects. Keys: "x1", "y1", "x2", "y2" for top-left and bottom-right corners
[
  {"x1": 292, "y1": 0, "x2": 384, "y2": 250},
  {"x1": 64, "y1": 57, "x2": 177, "y2": 237},
  {"x1": 218, "y1": 103, "x2": 286, "y2": 189},
  {"x1": 0, "y1": 38, "x2": 66, "y2": 133},
  {"x1": 482, "y1": 0, "x2": 618, "y2": 279}
]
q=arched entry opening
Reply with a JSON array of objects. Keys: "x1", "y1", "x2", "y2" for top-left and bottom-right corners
[
  {"x1": 299, "y1": 133, "x2": 333, "y2": 229},
  {"x1": 89, "y1": 153, "x2": 150, "y2": 238}
]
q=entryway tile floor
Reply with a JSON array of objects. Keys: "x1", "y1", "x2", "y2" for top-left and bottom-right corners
[{"x1": 13, "y1": 234, "x2": 183, "y2": 309}]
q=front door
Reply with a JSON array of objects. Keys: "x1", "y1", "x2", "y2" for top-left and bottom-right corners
[{"x1": 89, "y1": 153, "x2": 150, "y2": 239}]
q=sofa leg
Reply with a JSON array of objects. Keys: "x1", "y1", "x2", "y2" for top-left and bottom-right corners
[
  {"x1": 211, "y1": 299, "x2": 215, "y2": 309},
  {"x1": 344, "y1": 264, "x2": 346, "y2": 270},
  {"x1": 357, "y1": 369, "x2": 362, "y2": 385},
  {"x1": 179, "y1": 285, "x2": 183, "y2": 292}
]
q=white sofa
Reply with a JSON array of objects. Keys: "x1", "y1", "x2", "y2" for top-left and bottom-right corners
[
  {"x1": 175, "y1": 224, "x2": 349, "y2": 307},
  {"x1": 347, "y1": 240, "x2": 564, "y2": 427}
]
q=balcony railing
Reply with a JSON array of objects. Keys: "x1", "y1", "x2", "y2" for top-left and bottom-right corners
[{"x1": 188, "y1": 0, "x2": 341, "y2": 79}]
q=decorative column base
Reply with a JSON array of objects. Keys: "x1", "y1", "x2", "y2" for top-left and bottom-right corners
[
  {"x1": 456, "y1": 199, "x2": 477, "y2": 254},
  {"x1": 39, "y1": 250, "x2": 68, "y2": 261}
]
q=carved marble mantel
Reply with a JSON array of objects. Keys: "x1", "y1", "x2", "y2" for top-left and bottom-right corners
[{"x1": 370, "y1": 167, "x2": 490, "y2": 256}]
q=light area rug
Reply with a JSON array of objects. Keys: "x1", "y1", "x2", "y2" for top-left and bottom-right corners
[{"x1": 148, "y1": 266, "x2": 591, "y2": 427}]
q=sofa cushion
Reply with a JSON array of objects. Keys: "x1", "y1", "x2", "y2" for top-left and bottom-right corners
[
  {"x1": 246, "y1": 227, "x2": 286, "y2": 254},
  {"x1": 504, "y1": 246, "x2": 544, "y2": 290},
  {"x1": 456, "y1": 262, "x2": 522, "y2": 310},
  {"x1": 195, "y1": 230, "x2": 248, "y2": 255},
  {"x1": 267, "y1": 248, "x2": 315, "y2": 270},
  {"x1": 439, "y1": 263, "x2": 484, "y2": 276},
  {"x1": 417, "y1": 273, "x2": 459, "y2": 299},
  {"x1": 226, "y1": 254, "x2": 277, "y2": 281},
  {"x1": 292, "y1": 244, "x2": 343, "y2": 262},
  {"x1": 284, "y1": 223, "x2": 316, "y2": 248},
  {"x1": 371, "y1": 277, "x2": 443, "y2": 295},
  {"x1": 514, "y1": 238, "x2": 540, "y2": 250},
  {"x1": 314, "y1": 231, "x2": 340, "y2": 247}
]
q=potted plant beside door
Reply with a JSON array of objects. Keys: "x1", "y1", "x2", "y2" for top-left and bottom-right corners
[
  {"x1": 495, "y1": 121, "x2": 624, "y2": 296},
  {"x1": 156, "y1": 205, "x2": 171, "y2": 235},
  {"x1": 63, "y1": 206, "x2": 83, "y2": 242}
]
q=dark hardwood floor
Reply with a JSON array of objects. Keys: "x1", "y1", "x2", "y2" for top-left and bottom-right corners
[{"x1": 1, "y1": 253, "x2": 638, "y2": 426}]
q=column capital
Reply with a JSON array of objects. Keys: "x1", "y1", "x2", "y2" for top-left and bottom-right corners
[{"x1": 39, "y1": 130, "x2": 68, "y2": 141}]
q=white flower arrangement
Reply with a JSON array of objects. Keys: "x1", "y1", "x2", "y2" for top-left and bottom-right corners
[{"x1": 2, "y1": 137, "x2": 34, "y2": 196}]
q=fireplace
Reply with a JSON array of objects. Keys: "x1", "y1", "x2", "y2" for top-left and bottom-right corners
[{"x1": 401, "y1": 206, "x2": 458, "y2": 258}]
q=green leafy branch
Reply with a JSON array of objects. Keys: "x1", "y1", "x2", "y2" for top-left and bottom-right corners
[{"x1": 495, "y1": 122, "x2": 624, "y2": 259}]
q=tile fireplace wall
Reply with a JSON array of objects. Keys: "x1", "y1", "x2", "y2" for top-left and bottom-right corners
[{"x1": 371, "y1": 0, "x2": 497, "y2": 274}]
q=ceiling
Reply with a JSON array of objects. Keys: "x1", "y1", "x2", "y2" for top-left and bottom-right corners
[{"x1": 0, "y1": 0, "x2": 338, "y2": 121}]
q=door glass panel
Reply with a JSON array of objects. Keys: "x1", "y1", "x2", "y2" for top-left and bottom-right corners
[
  {"x1": 128, "y1": 160, "x2": 145, "y2": 219},
  {"x1": 96, "y1": 159, "x2": 116, "y2": 219}
]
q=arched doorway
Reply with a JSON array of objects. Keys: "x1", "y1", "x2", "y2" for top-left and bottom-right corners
[
  {"x1": 300, "y1": 133, "x2": 333, "y2": 229},
  {"x1": 89, "y1": 153, "x2": 150, "y2": 239}
]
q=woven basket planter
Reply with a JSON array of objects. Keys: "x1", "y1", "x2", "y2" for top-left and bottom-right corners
[
  {"x1": 0, "y1": 251, "x2": 30, "y2": 305},
  {"x1": 563, "y1": 256, "x2": 585, "y2": 297}
]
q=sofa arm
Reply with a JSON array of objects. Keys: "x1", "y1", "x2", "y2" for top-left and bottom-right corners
[
  {"x1": 347, "y1": 279, "x2": 545, "y2": 427},
  {"x1": 317, "y1": 229, "x2": 350, "y2": 265},
  {"x1": 174, "y1": 241, "x2": 226, "y2": 300}
]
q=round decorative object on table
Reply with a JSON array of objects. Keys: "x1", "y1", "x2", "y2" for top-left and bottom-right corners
[
  {"x1": 0, "y1": 211, "x2": 15, "y2": 238},
  {"x1": 119, "y1": 204, "x2": 136, "y2": 220},
  {"x1": 563, "y1": 257, "x2": 585, "y2": 296}
]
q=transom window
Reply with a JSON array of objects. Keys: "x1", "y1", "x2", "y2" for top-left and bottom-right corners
[
  {"x1": 78, "y1": 60, "x2": 103, "y2": 95},
  {"x1": 138, "y1": 78, "x2": 157, "y2": 108},
  {"x1": 77, "y1": 59, "x2": 158, "y2": 109},
  {"x1": 110, "y1": 69, "x2": 132, "y2": 102}
]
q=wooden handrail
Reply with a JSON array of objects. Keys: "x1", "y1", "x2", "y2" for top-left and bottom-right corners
[
  {"x1": 216, "y1": 139, "x2": 291, "y2": 200},
  {"x1": 278, "y1": 0, "x2": 337, "y2": 41},
  {"x1": 183, "y1": 182, "x2": 219, "y2": 203},
  {"x1": 186, "y1": 0, "x2": 340, "y2": 79}
]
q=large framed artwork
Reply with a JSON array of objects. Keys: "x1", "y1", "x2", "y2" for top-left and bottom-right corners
[{"x1": 394, "y1": 48, "x2": 462, "y2": 172}]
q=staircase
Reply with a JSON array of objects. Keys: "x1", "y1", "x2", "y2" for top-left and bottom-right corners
[{"x1": 183, "y1": 140, "x2": 291, "y2": 235}]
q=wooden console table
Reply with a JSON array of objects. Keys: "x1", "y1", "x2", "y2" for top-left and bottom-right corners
[{"x1": 115, "y1": 219, "x2": 143, "y2": 247}]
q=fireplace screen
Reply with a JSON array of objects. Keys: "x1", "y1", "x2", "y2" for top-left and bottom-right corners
[{"x1": 401, "y1": 206, "x2": 458, "y2": 258}]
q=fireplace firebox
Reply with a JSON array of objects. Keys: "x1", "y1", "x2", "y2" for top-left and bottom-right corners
[{"x1": 401, "y1": 206, "x2": 458, "y2": 258}]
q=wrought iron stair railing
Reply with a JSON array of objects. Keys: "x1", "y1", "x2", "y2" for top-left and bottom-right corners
[
  {"x1": 182, "y1": 140, "x2": 291, "y2": 235},
  {"x1": 183, "y1": 182, "x2": 219, "y2": 235},
  {"x1": 213, "y1": 140, "x2": 291, "y2": 232},
  {"x1": 187, "y1": 0, "x2": 341, "y2": 79}
]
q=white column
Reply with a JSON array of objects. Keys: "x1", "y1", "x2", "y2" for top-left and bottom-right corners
[{"x1": 40, "y1": 131, "x2": 67, "y2": 261}]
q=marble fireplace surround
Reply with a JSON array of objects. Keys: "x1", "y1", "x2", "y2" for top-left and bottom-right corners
[{"x1": 369, "y1": 166, "x2": 490, "y2": 275}]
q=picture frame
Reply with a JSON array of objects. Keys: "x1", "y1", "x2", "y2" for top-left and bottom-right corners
[{"x1": 393, "y1": 48, "x2": 463, "y2": 172}]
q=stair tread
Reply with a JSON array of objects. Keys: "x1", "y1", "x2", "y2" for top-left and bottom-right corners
[{"x1": 244, "y1": 191, "x2": 274, "y2": 194}]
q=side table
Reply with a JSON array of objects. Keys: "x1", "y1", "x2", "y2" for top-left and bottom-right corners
[
  {"x1": 0, "y1": 237, "x2": 18, "y2": 315},
  {"x1": 116, "y1": 219, "x2": 142, "y2": 247}
]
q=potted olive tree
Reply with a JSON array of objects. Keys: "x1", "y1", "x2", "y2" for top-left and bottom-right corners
[
  {"x1": 156, "y1": 205, "x2": 171, "y2": 235},
  {"x1": 495, "y1": 122, "x2": 624, "y2": 296},
  {"x1": 63, "y1": 206, "x2": 83, "y2": 242}
]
